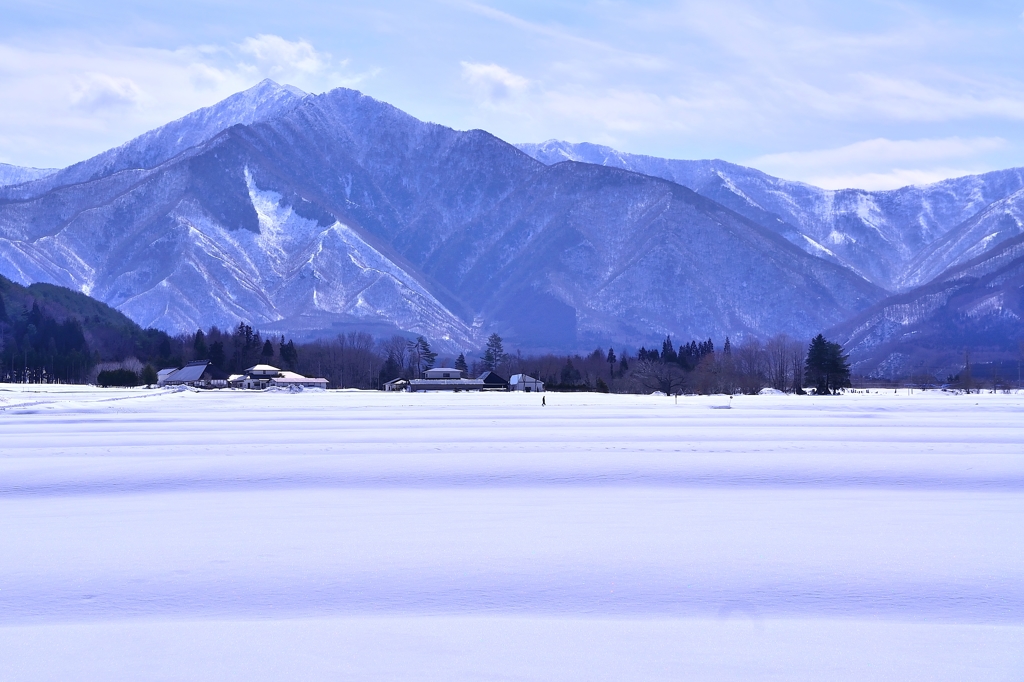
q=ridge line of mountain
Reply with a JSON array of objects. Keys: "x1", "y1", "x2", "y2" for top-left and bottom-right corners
[{"x1": 1, "y1": 81, "x2": 1021, "y2": 375}]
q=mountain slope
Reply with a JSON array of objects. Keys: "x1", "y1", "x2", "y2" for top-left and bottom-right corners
[
  {"x1": 829, "y1": 234, "x2": 1024, "y2": 378},
  {"x1": 173, "y1": 87, "x2": 885, "y2": 347},
  {"x1": 0, "y1": 84, "x2": 885, "y2": 351},
  {"x1": 0, "y1": 273, "x2": 173, "y2": 368},
  {"x1": 906, "y1": 188, "x2": 1024, "y2": 288},
  {"x1": 1, "y1": 80, "x2": 306, "y2": 201},
  {"x1": 518, "y1": 140, "x2": 1024, "y2": 292},
  {"x1": 0, "y1": 163, "x2": 58, "y2": 188}
]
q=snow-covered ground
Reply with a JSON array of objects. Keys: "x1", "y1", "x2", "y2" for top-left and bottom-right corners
[{"x1": 1, "y1": 385, "x2": 1022, "y2": 680}]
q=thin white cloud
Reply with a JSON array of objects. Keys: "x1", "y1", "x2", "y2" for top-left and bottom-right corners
[
  {"x1": 461, "y1": 62, "x2": 530, "y2": 102},
  {"x1": 751, "y1": 137, "x2": 1007, "y2": 170},
  {"x1": 805, "y1": 168, "x2": 981, "y2": 192},
  {"x1": 0, "y1": 36, "x2": 372, "y2": 168},
  {"x1": 749, "y1": 137, "x2": 1008, "y2": 190},
  {"x1": 239, "y1": 34, "x2": 332, "y2": 77},
  {"x1": 457, "y1": 1, "x2": 666, "y2": 70},
  {"x1": 70, "y1": 73, "x2": 143, "y2": 112}
]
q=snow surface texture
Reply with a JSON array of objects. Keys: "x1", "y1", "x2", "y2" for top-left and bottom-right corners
[{"x1": 1, "y1": 386, "x2": 1022, "y2": 680}]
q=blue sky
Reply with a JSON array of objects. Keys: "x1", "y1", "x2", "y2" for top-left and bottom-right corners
[{"x1": 2, "y1": 0, "x2": 1024, "y2": 189}]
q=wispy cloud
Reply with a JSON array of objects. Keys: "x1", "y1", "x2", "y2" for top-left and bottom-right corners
[
  {"x1": 70, "y1": 73, "x2": 143, "y2": 112},
  {"x1": 456, "y1": 1, "x2": 667, "y2": 70},
  {"x1": 752, "y1": 137, "x2": 1008, "y2": 169},
  {"x1": 0, "y1": 35, "x2": 372, "y2": 167},
  {"x1": 461, "y1": 62, "x2": 530, "y2": 102},
  {"x1": 750, "y1": 137, "x2": 1009, "y2": 190}
]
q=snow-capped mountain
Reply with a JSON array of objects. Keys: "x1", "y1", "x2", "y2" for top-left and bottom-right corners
[
  {"x1": 518, "y1": 140, "x2": 1024, "y2": 293},
  {"x1": 0, "y1": 163, "x2": 57, "y2": 188},
  {"x1": 830, "y1": 232, "x2": 1024, "y2": 377},
  {"x1": 0, "y1": 83, "x2": 884, "y2": 351},
  {"x1": 2, "y1": 79, "x2": 307, "y2": 201}
]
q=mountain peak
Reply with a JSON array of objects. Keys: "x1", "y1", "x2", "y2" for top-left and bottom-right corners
[{"x1": 2, "y1": 79, "x2": 308, "y2": 199}]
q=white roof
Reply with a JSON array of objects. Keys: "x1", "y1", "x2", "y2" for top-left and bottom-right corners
[
  {"x1": 271, "y1": 376, "x2": 327, "y2": 384},
  {"x1": 246, "y1": 364, "x2": 281, "y2": 372},
  {"x1": 157, "y1": 368, "x2": 177, "y2": 378},
  {"x1": 510, "y1": 374, "x2": 541, "y2": 383}
]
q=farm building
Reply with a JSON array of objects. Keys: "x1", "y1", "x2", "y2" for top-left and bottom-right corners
[{"x1": 509, "y1": 374, "x2": 544, "y2": 392}]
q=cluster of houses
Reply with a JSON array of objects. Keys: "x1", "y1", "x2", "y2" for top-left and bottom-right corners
[
  {"x1": 384, "y1": 367, "x2": 545, "y2": 392},
  {"x1": 157, "y1": 361, "x2": 328, "y2": 390},
  {"x1": 155, "y1": 360, "x2": 544, "y2": 393}
]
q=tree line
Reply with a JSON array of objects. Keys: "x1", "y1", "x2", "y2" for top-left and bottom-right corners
[
  {"x1": 0, "y1": 280, "x2": 179, "y2": 384},
  {"x1": 1, "y1": 271, "x2": 852, "y2": 393}
]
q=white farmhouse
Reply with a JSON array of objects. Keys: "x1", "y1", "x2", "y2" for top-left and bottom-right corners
[
  {"x1": 242, "y1": 365, "x2": 328, "y2": 389},
  {"x1": 509, "y1": 374, "x2": 544, "y2": 393},
  {"x1": 408, "y1": 367, "x2": 485, "y2": 392}
]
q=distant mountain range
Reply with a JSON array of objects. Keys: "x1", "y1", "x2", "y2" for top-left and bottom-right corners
[
  {"x1": 517, "y1": 141, "x2": 1024, "y2": 375},
  {"x1": 0, "y1": 163, "x2": 57, "y2": 188},
  {"x1": 1, "y1": 80, "x2": 1021, "y2": 376}
]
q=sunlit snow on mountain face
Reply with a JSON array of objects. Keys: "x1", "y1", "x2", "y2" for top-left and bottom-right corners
[{"x1": 0, "y1": 81, "x2": 1023, "y2": 362}]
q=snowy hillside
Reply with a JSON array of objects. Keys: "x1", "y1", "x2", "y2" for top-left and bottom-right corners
[
  {"x1": 0, "y1": 79, "x2": 307, "y2": 201},
  {"x1": 0, "y1": 83, "x2": 883, "y2": 350},
  {"x1": 831, "y1": 233, "x2": 1024, "y2": 377},
  {"x1": 1, "y1": 387, "x2": 1021, "y2": 680},
  {"x1": 3, "y1": 81, "x2": 1022, "y2": 359},
  {"x1": 518, "y1": 140, "x2": 1024, "y2": 293},
  {"x1": 0, "y1": 163, "x2": 57, "y2": 188}
]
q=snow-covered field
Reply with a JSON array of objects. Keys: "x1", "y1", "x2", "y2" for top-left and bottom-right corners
[{"x1": 1, "y1": 385, "x2": 1022, "y2": 680}]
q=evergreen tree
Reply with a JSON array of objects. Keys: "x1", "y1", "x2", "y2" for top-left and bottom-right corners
[
  {"x1": 280, "y1": 339, "x2": 298, "y2": 369},
  {"x1": 261, "y1": 339, "x2": 275, "y2": 362},
  {"x1": 407, "y1": 336, "x2": 437, "y2": 377},
  {"x1": 140, "y1": 364, "x2": 158, "y2": 386},
  {"x1": 379, "y1": 351, "x2": 402, "y2": 383},
  {"x1": 193, "y1": 329, "x2": 207, "y2": 359},
  {"x1": 454, "y1": 353, "x2": 469, "y2": 374},
  {"x1": 661, "y1": 336, "x2": 677, "y2": 363},
  {"x1": 481, "y1": 333, "x2": 505, "y2": 371},
  {"x1": 804, "y1": 334, "x2": 851, "y2": 395},
  {"x1": 560, "y1": 359, "x2": 582, "y2": 386},
  {"x1": 606, "y1": 347, "x2": 616, "y2": 377},
  {"x1": 618, "y1": 352, "x2": 629, "y2": 374},
  {"x1": 420, "y1": 337, "x2": 437, "y2": 372},
  {"x1": 209, "y1": 341, "x2": 225, "y2": 369},
  {"x1": 724, "y1": 337, "x2": 732, "y2": 355}
]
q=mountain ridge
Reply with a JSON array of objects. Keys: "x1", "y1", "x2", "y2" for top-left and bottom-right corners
[
  {"x1": 0, "y1": 81, "x2": 1019, "y2": 370},
  {"x1": 517, "y1": 140, "x2": 1024, "y2": 293},
  {"x1": 0, "y1": 83, "x2": 886, "y2": 352}
]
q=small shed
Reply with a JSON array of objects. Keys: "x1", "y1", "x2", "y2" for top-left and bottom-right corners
[
  {"x1": 477, "y1": 371, "x2": 509, "y2": 391},
  {"x1": 509, "y1": 373, "x2": 544, "y2": 393},
  {"x1": 156, "y1": 368, "x2": 178, "y2": 387},
  {"x1": 383, "y1": 378, "x2": 409, "y2": 392}
]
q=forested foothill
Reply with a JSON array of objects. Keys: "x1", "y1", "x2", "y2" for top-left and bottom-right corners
[
  {"x1": 0, "y1": 276, "x2": 179, "y2": 384},
  {"x1": 2, "y1": 275, "x2": 1006, "y2": 393}
]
